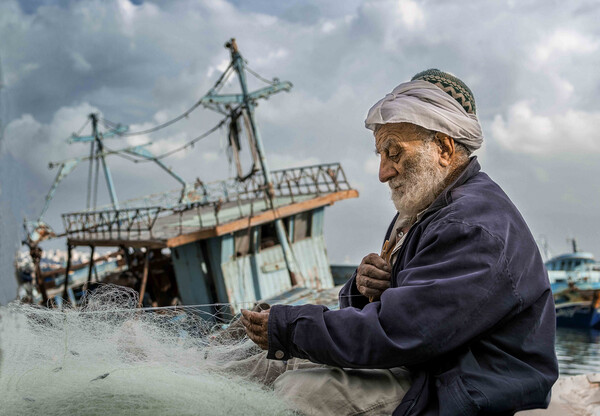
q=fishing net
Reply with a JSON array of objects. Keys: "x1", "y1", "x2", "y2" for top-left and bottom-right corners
[{"x1": 0, "y1": 285, "x2": 295, "y2": 416}]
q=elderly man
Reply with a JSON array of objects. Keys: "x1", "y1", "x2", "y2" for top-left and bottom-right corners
[{"x1": 241, "y1": 69, "x2": 558, "y2": 415}]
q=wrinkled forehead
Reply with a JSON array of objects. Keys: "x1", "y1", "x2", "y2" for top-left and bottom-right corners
[{"x1": 374, "y1": 123, "x2": 428, "y2": 146}]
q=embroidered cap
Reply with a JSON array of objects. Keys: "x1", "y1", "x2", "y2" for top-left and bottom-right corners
[{"x1": 411, "y1": 69, "x2": 477, "y2": 115}]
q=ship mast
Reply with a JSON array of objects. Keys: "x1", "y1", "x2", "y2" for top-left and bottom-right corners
[
  {"x1": 224, "y1": 39, "x2": 302, "y2": 283},
  {"x1": 89, "y1": 113, "x2": 120, "y2": 210}
]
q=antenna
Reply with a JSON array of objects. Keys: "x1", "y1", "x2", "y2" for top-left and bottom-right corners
[{"x1": 568, "y1": 238, "x2": 578, "y2": 254}]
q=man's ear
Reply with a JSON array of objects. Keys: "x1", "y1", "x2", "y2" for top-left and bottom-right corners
[{"x1": 434, "y1": 133, "x2": 455, "y2": 167}]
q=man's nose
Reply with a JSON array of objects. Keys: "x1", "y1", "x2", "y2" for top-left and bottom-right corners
[{"x1": 379, "y1": 156, "x2": 396, "y2": 183}]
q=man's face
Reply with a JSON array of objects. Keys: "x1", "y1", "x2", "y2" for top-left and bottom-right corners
[
  {"x1": 374, "y1": 123, "x2": 428, "y2": 184},
  {"x1": 374, "y1": 123, "x2": 448, "y2": 216}
]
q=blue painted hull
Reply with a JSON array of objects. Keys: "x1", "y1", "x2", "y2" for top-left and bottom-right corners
[{"x1": 555, "y1": 302, "x2": 600, "y2": 329}]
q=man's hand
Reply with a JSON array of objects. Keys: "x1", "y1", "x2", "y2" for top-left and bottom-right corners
[
  {"x1": 241, "y1": 308, "x2": 270, "y2": 350},
  {"x1": 356, "y1": 253, "x2": 391, "y2": 301}
]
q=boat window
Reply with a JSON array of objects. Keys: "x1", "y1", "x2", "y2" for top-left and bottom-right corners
[
  {"x1": 234, "y1": 229, "x2": 252, "y2": 257},
  {"x1": 259, "y1": 219, "x2": 290, "y2": 250},
  {"x1": 260, "y1": 223, "x2": 277, "y2": 250},
  {"x1": 293, "y1": 212, "x2": 312, "y2": 242}
]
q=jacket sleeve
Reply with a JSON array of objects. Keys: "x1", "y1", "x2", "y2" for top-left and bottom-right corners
[{"x1": 267, "y1": 220, "x2": 522, "y2": 368}]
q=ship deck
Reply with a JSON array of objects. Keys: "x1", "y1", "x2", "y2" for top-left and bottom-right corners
[{"x1": 62, "y1": 163, "x2": 358, "y2": 249}]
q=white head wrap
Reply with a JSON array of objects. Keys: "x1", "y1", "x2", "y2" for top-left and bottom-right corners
[{"x1": 365, "y1": 80, "x2": 484, "y2": 152}]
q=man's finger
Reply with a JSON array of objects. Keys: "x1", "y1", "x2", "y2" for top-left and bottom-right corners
[
  {"x1": 242, "y1": 312, "x2": 267, "y2": 329},
  {"x1": 359, "y1": 264, "x2": 391, "y2": 281},
  {"x1": 241, "y1": 315, "x2": 250, "y2": 328},
  {"x1": 241, "y1": 309, "x2": 253, "y2": 320},
  {"x1": 361, "y1": 277, "x2": 390, "y2": 291},
  {"x1": 242, "y1": 309, "x2": 269, "y2": 324},
  {"x1": 241, "y1": 315, "x2": 265, "y2": 330},
  {"x1": 245, "y1": 327, "x2": 262, "y2": 344},
  {"x1": 362, "y1": 253, "x2": 391, "y2": 272},
  {"x1": 244, "y1": 327, "x2": 268, "y2": 348},
  {"x1": 246, "y1": 320, "x2": 266, "y2": 334}
]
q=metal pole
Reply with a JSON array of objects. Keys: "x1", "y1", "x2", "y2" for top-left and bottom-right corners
[
  {"x1": 225, "y1": 39, "x2": 302, "y2": 283},
  {"x1": 129, "y1": 151, "x2": 188, "y2": 203},
  {"x1": 91, "y1": 114, "x2": 119, "y2": 210},
  {"x1": 138, "y1": 249, "x2": 150, "y2": 308},
  {"x1": 93, "y1": 151, "x2": 100, "y2": 209},
  {"x1": 86, "y1": 114, "x2": 96, "y2": 210},
  {"x1": 86, "y1": 246, "x2": 95, "y2": 285},
  {"x1": 227, "y1": 40, "x2": 273, "y2": 185},
  {"x1": 31, "y1": 245, "x2": 48, "y2": 305},
  {"x1": 152, "y1": 159, "x2": 187, "y2": 187},
  {"x1": 62, "y1": 244, "x2": 73, "y2": 305}
]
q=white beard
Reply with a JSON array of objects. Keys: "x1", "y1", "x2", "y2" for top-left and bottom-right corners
[{"x1": 388, "y1": 141, "x2": 448, "y2": 219}]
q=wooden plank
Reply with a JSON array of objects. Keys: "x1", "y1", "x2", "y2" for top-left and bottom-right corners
[
  {"x1": 67, "y1": 238, "x2": 166, "y2": 249},
  {"x1": 588, "y1": 373, "x2": 600, "y2": 384},
  {"x1": 167, "y1": 189, "x2": 358, "y2": 248}
]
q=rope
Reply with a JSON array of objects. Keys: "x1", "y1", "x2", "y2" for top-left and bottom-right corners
[
  {"x1": 244, "y1": 64, "x2": 277, "y2": 86},
  {"x1": 133, "y1": 116, "x2": 229, "y2": 162},
  {"x1": 71, "y1": 118, "x2": 91, "y2": 138},
  {"x1": 101, "y1": 103, "x2": 200, "y2": 136},
  {"x1": 98, "y1": 113, "x2": 231, "y2": 164},
  {"x1": 67, "y1": 63, "x2": 238, "y2": 162},
  {"x1": 100, "y1": 63, "x2": 234, "y2": 137}
]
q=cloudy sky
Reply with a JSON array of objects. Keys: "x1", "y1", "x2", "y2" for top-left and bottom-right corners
[{"x1": 1, "y1": 0, "x2": 600, "y2": 303}]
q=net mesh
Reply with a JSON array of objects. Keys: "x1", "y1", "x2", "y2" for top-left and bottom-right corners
[{"x1": 0, "y1": 285, "x2": 295, "y2": 415}]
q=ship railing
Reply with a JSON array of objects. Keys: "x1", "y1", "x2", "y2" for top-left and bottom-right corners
[
  {"x1": 269, "y1": 163, "x2": 352, "y2": 201},
  {"x1": 62, "y1": 163, "x2": 352, "y2": 240},
  {"x1": 62, "y1": 207, "x2": 163, "y2": 240},
  {"x1": 79, "y1": 163, "x2": 352, "y2": 211}
]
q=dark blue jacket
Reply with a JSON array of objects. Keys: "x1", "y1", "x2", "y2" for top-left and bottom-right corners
[{"x1": 268, "y1": 158, "x2": 558, "y2": 415}]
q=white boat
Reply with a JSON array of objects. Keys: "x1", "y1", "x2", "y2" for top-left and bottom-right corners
[{"x1": 544, "y1": 240, "x2": 600, "y2": 329}]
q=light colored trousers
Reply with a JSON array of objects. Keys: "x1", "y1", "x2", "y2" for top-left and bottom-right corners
[{"x1": 221, "y1": 350, "x2": 412, "y2": 416}]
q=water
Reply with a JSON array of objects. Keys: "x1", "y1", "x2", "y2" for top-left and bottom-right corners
[{"x1": 555, "y1": 327, "x2": 600, "y2": 375}]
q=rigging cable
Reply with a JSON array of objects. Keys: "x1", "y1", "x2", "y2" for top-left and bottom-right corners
[
  {"x1": 102, "y1": 115, "x2": 231, "y2": 164},
  {"x1": 100, "y1": 144, "x2": 144, "y2": 163},
  {"x1": 71, "y1": 117, "x2": 91, "y2": 138},
  {"x1": 100, "y1": 63, "x2": 234, "y2": 137},
  {"x1": 244, "y1": 64, "x2": 278, "y2": 86},
  {"x1": 140, "y1": 116, "x2": 229, "y2": 161}
]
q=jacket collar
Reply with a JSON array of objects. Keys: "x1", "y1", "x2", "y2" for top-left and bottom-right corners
[{"x1": 422, "y1": 156, "x2": 481, "y2": 217}]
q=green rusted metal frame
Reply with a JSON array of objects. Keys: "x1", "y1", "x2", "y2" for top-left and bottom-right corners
[{"x1": 60, "y1": 162, "x2": 353, "y2": 241}]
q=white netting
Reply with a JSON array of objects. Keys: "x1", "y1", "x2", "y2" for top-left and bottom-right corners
[{"x1": 0, "y1": 285, "x2": 294, "y2": 416}]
